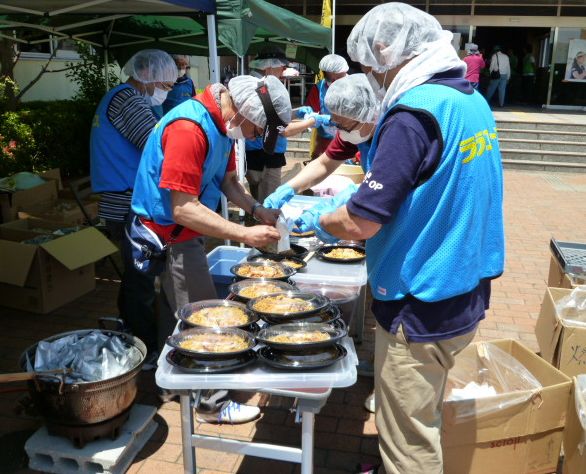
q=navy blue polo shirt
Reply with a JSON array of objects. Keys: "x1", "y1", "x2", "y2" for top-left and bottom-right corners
[{"x1": 347, "y1": 71, "x2": 491, "y2": 343}]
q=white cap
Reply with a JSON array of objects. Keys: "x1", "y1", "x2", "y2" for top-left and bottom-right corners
[
  {"x1": 319, "y1": 54, "x2": 349, "y2": 73},
  {"x1": 324, "y1": 74, "x2": 379, "y2": 123},
  {"x1": 347, "y1": 3, "x2": 445, "y2": 73},
  {"x1": 122, "y1": 49, "x2": 177, "y2": 84},
  {"x1": 228, "y1": 75, "x2": 292, "y2": 128}
]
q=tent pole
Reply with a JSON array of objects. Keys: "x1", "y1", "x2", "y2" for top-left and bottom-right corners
[
  {"x1": 331, "y1": 0, "x2": 336, "y2": 53},
  {"x1": 237, "y1": 55, "x2": 246, "y2": 247},
  {"x1": 206, "y1": 14, "x2": 220, "y2": 83},
  {"x1": 207, "y1": 14, "x2": 229, "y2": 243}
]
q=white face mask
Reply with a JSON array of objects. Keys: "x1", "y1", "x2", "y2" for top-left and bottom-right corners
[
  {"x1": 366, "y1": 70, "x2": 387, "y2": 101},
  {"x1": 340, "y1": 127, "x2": 370, "y2": 145},
  {"x1": 226, "y1": 115, "x2": 246, "y2": 140},
  {"x1": 148, "y1": 87, "x2": 168, "y2": 106},
  {"x1": 178, "y1": 68, "x2": 187, "y2": 78}
]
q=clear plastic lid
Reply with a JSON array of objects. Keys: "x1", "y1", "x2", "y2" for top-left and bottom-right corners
[
  {"x1": 257, "y1": 322, "x2": 347, "y2": 351},
  {"x1": 247, "y1": 291, "x2": 330, "y2": 317},
  {"x1": 230, "y1": 261, "x2": 296, "y2": 280},
  {"x1": 248, "y1": 254, "x2": 307, "y2": 271},
  {"x1": 176, "y1": 299, "x2": 257, "y2": 328},
  {"x1": 167, "y1": 327, "x2": 255, "y2": 357},
  {"x1": 228, "y1": 279, "x2": 297, "y2": 302},
  {"x1": 294, "y1": 282, "x2": 360, "y2": 304}
]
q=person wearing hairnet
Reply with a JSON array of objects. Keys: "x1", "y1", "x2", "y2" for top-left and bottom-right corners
[
  {"x1": 161, "y1": 54, "x2": 196, "y2": 115},
  {"x1": 90, "y1": 49, "x2": 177, "y2": 368},
  {"x1": 245, "y1": 49, "x2": 330, "y2": 203},
  {"x1": 131, "y1": 75, "x2": 289, "y2": 423},
  {"x1": 299, "y1": 54, "x2": 350, "y2": 159},
  {"x1": 263, "y1": 73, "x2": 378, "y2": 219},
  {"x1": 297, "y1": 4, "x2": 506, "y2": 473}
]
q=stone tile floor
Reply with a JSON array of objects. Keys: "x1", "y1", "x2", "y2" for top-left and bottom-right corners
[{"x1": 0, "y1": 169, "x2": 585, "y2": 473}]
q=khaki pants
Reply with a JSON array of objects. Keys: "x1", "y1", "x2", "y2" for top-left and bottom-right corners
[
  {"x1": 246, "y1": 167, "x2": 282, "y2": 203},
  {"x1": 374, "y1": 323, "x2": 477, "y2": 474},
  {"x1": 159, "y1": 237, "x2": 217, "y2": 348}
]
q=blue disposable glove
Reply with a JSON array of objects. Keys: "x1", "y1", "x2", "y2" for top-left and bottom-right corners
[
  {"x1": 296, "y1": 106, "x2": 314, "y2": 118},
  {"x1": 263, "y1": 184, "x2": 295, "y2": 209},
  {"x1": 304, "y1": 112, "x2": 331, "y2": 129},
  {"x1": 294, "y1": 184, "x2": 359, "y2": 243}
]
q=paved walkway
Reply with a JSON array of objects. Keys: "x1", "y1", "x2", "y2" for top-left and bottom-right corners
[
  {"x1": 492, "y1": 109, "x2": 586, "y2": 125},
  {"x1": 0, "y1": 169, "x2": 585, "y2": 474}
]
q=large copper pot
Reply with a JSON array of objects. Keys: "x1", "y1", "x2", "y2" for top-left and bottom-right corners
[{"x1": 19, "y1": 329, "x2": 146, "y2": 426}]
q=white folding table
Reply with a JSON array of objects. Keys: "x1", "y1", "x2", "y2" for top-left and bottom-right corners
[{"x1": 156, "y1": 336, "x2": 358, "y2": 474}]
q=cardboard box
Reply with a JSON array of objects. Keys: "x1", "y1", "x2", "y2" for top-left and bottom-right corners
[
  {"x1": 0, "y1": 218, "x2": 117, "y2": 313},
  {"x1": 548, "y1": 256, "x2": 585, "y2": 289},
  {"x1": 535, "y1": 287, "x2": 586, "y2": 378},
  {"x1": 0, "y1": 170, "x2": 60, "y2": 223},
  {"x1": 18, "y1": 197, "x2": 99, "y2": 225},
  {"x1": 442, "y1": 339, "x2": 572, "y2": 474},
  {"x1": 332, "y1": 164, "x2": 365, "y2": 184},
  {"x1": 563, "y1": 375, "x2": 586, "y2": 474}
]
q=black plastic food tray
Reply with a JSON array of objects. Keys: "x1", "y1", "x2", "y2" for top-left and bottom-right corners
[{"x1": 550, "y1": 238, "x2": 586, "y2": 277}]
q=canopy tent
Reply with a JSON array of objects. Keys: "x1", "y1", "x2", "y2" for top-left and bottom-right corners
[
  {"x1": 216, "y1": 0, "x2": 331, "y2": 72},
  {"x1": 0, "y1": 0, "x2": 221, "y2": 81},
  {"x1": 0, "y1": 0, "x2": 331, "y2": 75}
]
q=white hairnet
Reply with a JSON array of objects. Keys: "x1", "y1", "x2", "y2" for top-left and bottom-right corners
[
  {"x1": 123, "y1": 49, "x2": 177, "y2": 84},
  {"x1": 319, "y1": 54, "x2": 349, "y2": 73},
  {"x1": 324, "y1": 74, "x2": 378, "y2": 123},
  {"x1": 228, "y1": 75, "x2": 292, "y2": 128},
  {"x1": 347, "y1": 3, "x2": 446, "y2": 72},
  {"x1": 249, "y1": 57, "x2": 289, "y2": 70},
  {"x1": 171, "y1": 54, "x2": 190, "y2": 63}
]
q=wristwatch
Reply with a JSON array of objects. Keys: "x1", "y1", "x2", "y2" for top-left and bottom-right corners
[{"x1": 251, "y1": 202, "x2": 262, "y2": 221}]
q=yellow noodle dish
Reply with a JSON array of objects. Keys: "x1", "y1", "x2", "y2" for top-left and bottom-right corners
[
  {"x1": 236, "y1": 264, "x2": 286, "y2": 279},
  {"x1": 238, "y1": 283, "x2": 286, "y2": 299},
  {"x1": 187, "y1": 306, "x2": 249, "y2": 327},
  {"x1": 268, "y1": 331, "x2": 330, "y2": 344},
  {"x1": 253, "y1": 294, "x2": 314, "y2": 314},
  {"x1": 324, "y1": 248, "x2": 364, "y2": 260},
  {"x1": 178, "y1": 333, "x2": 248, "y2": 353}
]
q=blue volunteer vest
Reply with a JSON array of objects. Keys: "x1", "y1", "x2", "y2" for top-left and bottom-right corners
[
  {"x1": 357, "y1": 141, "x2": 371, "y2": 173},
  {"x1": 365, "y1": 84, "x2": 505, "y2": 302},
  {"x1": 131, "y1": 98, "x2": 232, "y2": 225},
  {"x1": 90, "y1": 84, "x2": 143, "y2": 192},
  {"x1": 162, "y1": 77, "x2": 196, "y2": 115},
  {"x1": 316, "y1": 79, "x2": 337, "y2": 139},
  {"x1": 245, "y1": 134, "x2": 287, "y2": 153}
]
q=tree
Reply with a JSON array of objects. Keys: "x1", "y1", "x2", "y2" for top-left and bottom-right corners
[{"x1": 66, "y1": 42, "x2": 119, "y2": 104}]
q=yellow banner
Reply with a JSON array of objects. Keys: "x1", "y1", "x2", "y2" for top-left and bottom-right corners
[{"x1": 320, "y1": 0, "x2": 332, "y2": 28}]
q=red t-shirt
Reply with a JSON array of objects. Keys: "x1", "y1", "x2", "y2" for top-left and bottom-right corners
[
  {"x1": 304, "y1": 84, "x2": 321, "y2": 112},
  {"x1": 325, "y1": 132, "x2": 359, "y2": 161},
  {"x1": 142, "y1": 86, "x2": 236, "y2": 243}
]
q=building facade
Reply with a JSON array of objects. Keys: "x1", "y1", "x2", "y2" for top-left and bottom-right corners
[{"x1": 278, "y1": 0, "x2": 586, "y2": 109}]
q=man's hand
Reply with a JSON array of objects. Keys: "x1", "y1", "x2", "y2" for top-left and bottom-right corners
[
  {"x1": 243, "y1": 225, "x2": 280, "y2": 247},
  {"x1": 254, "y1": 206, "x2": 281, "y2": 225}
]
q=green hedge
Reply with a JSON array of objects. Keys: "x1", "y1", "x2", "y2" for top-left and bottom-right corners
[{"x1": 0, "y1": 99, "x2": 95, "y2": 179}]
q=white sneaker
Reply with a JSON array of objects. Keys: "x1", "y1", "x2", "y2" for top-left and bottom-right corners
[
  {"x1": 196, "y1": 401, "x2": 260, "y2": 424},
  {"x1": 364, "y1": 392, "x2": 375, "y2": 413}
]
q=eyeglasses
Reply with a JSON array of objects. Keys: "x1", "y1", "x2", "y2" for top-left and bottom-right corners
[
  {"x1": 156, "y1": 82, "x2": 174, "y2": 92},
  {"x1": 330, "y1": 120, "x2": 362, "y2": 133}
]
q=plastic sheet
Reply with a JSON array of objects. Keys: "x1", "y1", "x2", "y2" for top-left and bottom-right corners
[
  {"x1": 30, "y1": 331, "x2": 142, "y2": 383},
  {"x1": 555, "y1": 286, "x2": 586, "y2": 328},
  {"x1": 445, "y1": 342, "x2": 542, "y2": 422},
  {"x1": 576, "y1": 375, "x2": 586, "y2": 455}
]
